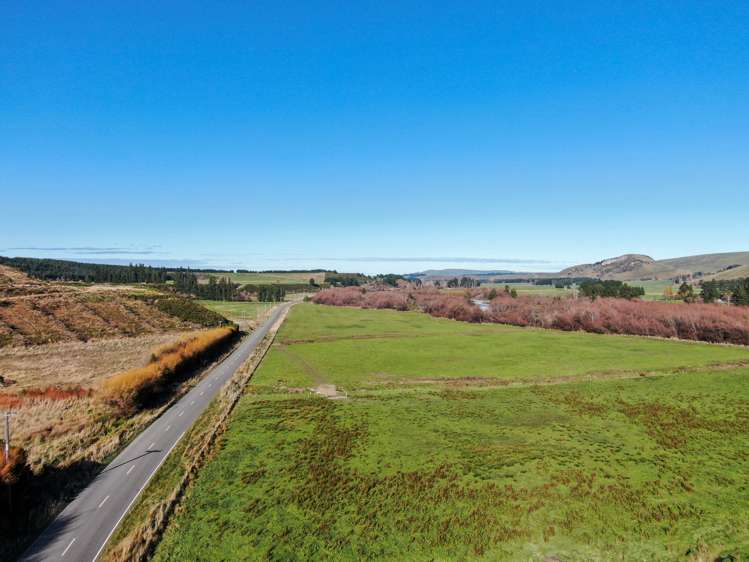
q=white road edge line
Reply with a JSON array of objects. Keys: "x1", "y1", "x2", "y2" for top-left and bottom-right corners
[
  {"x1": 61, "y1": 537, "x2": 76, "y2": 557},
  {"x1": 126, "y1": 465, "x2": 135, "y2": 475},
  {"x1": 91, "y1": 430, "x2": 186, "y2": 562},
  {"x1": 97, "y1": 495, "x2": 110, "y2": 509}
]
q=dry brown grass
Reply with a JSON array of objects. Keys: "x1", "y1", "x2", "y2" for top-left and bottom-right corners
[
  {"x1": 101, "y1": 327, "x2": 237, "y2": 409},
  {"x1": 0, "y1": 330, "x2": 209, "y2": 472},
  {"x1": 0, "y1": 331, "x2": 204, "y2": 389}
]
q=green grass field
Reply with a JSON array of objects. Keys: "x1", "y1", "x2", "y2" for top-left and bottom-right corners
[
  {"x1": 201, "y1": 271, "x2": 327, "y2": 285},
  {"x1": 483, "y1": 280, "x2": 682, "y2": 301},
  {"x1": 197, "y1": 300, "x2": 277, "y2": 322},
  {"x1": 630, "y1": 279, "x2": 681, "y2": 301},
  {"x1": 153, "y1": 304, "x2": 749, "y2": 561},
  {"x1": 482, "y1": 282, "x2": 574, "y2": 296}
]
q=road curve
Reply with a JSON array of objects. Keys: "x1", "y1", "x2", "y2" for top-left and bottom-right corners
[{"x1": 21, "y1": 303, "x2": 290, "y2": 562}]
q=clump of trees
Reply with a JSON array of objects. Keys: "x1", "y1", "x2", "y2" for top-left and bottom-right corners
[
  {"x1": 256, "y1": 285, "x2": 286, "y2": 302},
  {"x1": 173, "y1": 272, "x2": 239, "y2": 300},
  {"x1": 446, "y1": 277, "x2": 481, "y2": 288},
  {"x1": 579, "y1": 280, "x2": 645, "y2": 300},
  {"x1": 325, "y1": 272, "x2": 369, "y2": 286},
  {"x1": 0, "y1": 256, "x2": 170, "y2": 283},
  {"x1": 701, "y1": 278, "x2": 749, "y2": 305},
  {"x1": 677, "y1": 282, "x2": 696, "y2": 303}
]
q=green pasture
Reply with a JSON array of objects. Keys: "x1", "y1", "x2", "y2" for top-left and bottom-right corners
[
  {"x1": 197, "y1": 300, "x2": 276, "y2": 322},
  {"x1": 153, "y1": 304, "x2": 749, "y2": 562},
  {"x1": 201, "y1": 271, "x2": 326, "y2": 285},
  {"x1": 255, "y1": 304, "x2": 749, "y2": 390},
  {"x1": 483, "y1": 282, "x2": 574, "y2": 296}
]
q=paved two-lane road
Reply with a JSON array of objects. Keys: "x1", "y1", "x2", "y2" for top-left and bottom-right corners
[{"x1": 21, "y1": 303, "x2": 290, "y2": 562}]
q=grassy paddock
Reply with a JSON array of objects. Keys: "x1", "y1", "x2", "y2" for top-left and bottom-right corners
[
  {"x1": 153, "y1": 305, "x2": 749, "y2": 561},
  {"x1": 482, "y1": 282, "x2": 574, "y2": 296},
  {"x1": 255, "y1": 304, "x2": 749, "y2": 390},
  {"x1": 197, "y1": 300, "x2": 276, "y2": 323},
  {"x1": 202, "y1": 271, "x2": 326, "y2": 285},
  {"x1": 630, "y1": 279, "x2": 681, "y2": 301}
]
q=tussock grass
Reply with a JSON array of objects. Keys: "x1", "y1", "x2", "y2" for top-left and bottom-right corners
[{"x1": 102, "y1": 327, "x2": 237, "y2": 409}]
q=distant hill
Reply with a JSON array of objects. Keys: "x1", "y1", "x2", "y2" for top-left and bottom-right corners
[
  {"x1": 562, "y1": 252, "x2": 749, "y2": 281},
  {"x1": 410, "y1": 269, "x2": 517, "y2": 278},
  {"x1": 411, "y1": 252, "x2": 749, "y2": 283},
  {"x1": 560, "y1": 254, "x2": 655, "y2": 279}
]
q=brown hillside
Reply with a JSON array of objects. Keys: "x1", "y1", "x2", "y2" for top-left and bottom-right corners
[{"x1": 0, "y1": 265, "x2": 222, "y2": 347}]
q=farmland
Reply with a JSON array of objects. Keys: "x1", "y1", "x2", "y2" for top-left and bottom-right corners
[
  {"x1": 153, "y1": 304, "x2": 749, "y2": 561},
  {"x1": 197, "y1": 300, "x2": 278, "y2": 328},
  {"x1": 201, "y1": 270, "x2": 327, "y2": 285},
  {"x1": 478, "y1": 280, "x2": 676, "y2": 301},
  {"x1": 476, "y1": 282, "x2": 573, "y2": 297}
]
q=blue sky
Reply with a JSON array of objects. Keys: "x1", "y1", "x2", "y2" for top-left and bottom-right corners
[{"x1": 2, "y1": 1, "x2": 747, "y2": 274}]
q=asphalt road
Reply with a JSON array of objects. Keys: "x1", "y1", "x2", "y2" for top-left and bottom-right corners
[{"x1": 21, "y1": 303, "x2": 290, "y2": 562}]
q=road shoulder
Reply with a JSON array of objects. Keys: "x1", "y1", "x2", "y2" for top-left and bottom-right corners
[{"x1": 101, "y1": 305, "x2": 291, "y2": 562}]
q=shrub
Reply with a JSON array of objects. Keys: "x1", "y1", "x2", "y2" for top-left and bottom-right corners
[
  {"x1": 101, "y1": 326, "x2": 238, "y2": 409},
  {"x1": 312, "y1": 287, "x2": 366, "y2": 307},
  {"x1": 0, "y1": 447, "x2": 28, "y2": 486},
  {"x1": 147, "y1": 296, "x2": 228, "y2": 327},
  {"x1": 0, "y1": 386, "x2": 91, "y2": 409},
  {"x1": 313, "y1": 288, "x2": 749, "y2": 345},
  {"x1": 486, "y1": 294, "x2": 749, "y2": 345}
]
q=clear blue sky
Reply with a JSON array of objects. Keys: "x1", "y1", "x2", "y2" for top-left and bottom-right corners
[{"x1": 2, "y1": 1, "x2": 747, "y2": 274}]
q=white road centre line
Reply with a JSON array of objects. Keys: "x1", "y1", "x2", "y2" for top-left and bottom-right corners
[
  {"x1": 149, "y1": 442, "x2": 156, "y2": 449},
  {"x1": 98, "y1": 495, "x2": 110, "y2": 509},
  {"x1": 178, "y1": 411, "x2": 184, "y2": 417},
  {"x1": 92, "y1": 431, "x2": 187, "y2": 562},
  {"x1": 61, "y1": 537, "x2": 76, "y2": 557},
  {"x1": 200, "y1": 391, "x2": 204, "y2": 396},
  {"x1": 126, "y1": 465, "x2": 135, "y2": 475},
  {"x1": 190, "y1": 400, "x2": 195, "y2": 406},
  {"x1": 165, "y1": 425, "x2": 171, "y2": 432}
]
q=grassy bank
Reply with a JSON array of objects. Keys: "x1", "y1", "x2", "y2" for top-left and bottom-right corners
[{"x1": 152, "y1": 304, "x2": 749, "y2": 561}]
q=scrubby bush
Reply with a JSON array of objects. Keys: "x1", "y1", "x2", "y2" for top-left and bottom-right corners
[
  {"x1": 0, "y1": 386, "x2": 91, "y2": 409},
  {"x1": 101, "y1": 326, "x2": 238, "y2": 409},
  {"x1": 486, "y1": 294, "x2": 749, "y2": 345},
  {"x1": 0, "y1": 447, "x2": 28, "y2": 486},
  {"x1": 149, "y1": 296, "x2": 228, "y2": 326},
  {"x1": 313, "y1": 287, "x2": 366, "y2": 307},
  {"x1": 313, "y1": 287, "x2": 749, "y2": 345}
]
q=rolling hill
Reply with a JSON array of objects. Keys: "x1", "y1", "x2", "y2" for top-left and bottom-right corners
[
  {"x1": 0, "y1": 265, "x2": 225, "y2": 347},
  {"x1": 561, "y1": 251, "x2": 749, "y2": 281},
  {"x1": 414, "y1": 251, "x2": 749, "y2": 283}
]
